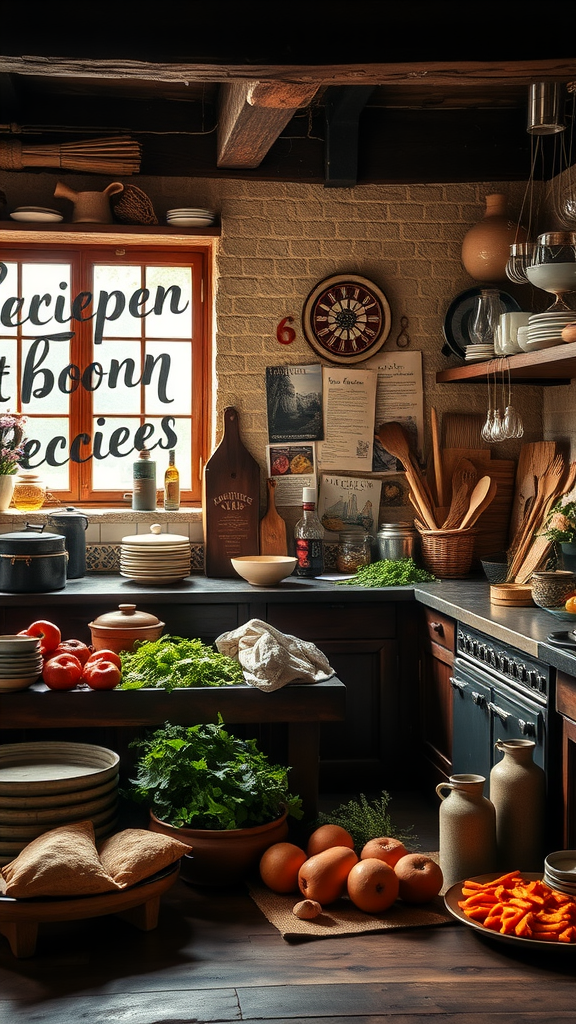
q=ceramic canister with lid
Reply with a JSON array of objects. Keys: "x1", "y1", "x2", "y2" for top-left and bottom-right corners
[
  {"x1": 0, "y1": 524, "x2": 67, "y2": 592},
  {"x1": 88, "y1": 604, "x2": 165, "y2": 654}
]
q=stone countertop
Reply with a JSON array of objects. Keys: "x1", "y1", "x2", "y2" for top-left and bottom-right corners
[{"x1": 2, "y1": 572, "x2": 575, "y2": 678}]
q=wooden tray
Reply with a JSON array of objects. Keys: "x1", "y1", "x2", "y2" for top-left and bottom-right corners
[
  {"x1": 0, "y1": 864, "x2": 179, "y2": 958},
  {"x1": 490, "y1": 583, "x2": 534, "y2": 606}
]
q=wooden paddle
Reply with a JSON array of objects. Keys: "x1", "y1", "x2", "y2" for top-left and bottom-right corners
[{"x1": 259, "y1": 478, "x2": 288, "y2": 555}]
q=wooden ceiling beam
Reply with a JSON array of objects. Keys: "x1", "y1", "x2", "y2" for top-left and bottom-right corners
[
  {"x1": 0, "y1": 56, "x2": 574, "y2": 88},
  {"x1": 217, "y1": 80, "x2": 319, "y2": 169}
]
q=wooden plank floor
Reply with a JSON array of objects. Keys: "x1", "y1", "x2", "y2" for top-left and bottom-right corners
[{"x1": 1, "y1": 792, "x2": 575, "y2": 1023}]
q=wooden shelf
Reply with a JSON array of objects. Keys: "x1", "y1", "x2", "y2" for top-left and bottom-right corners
[
  {"x1": 436, "y1": 342, "x2": 576, "y2": 386},
  {"x1": 0, "y1": 221, "x2": 220, "y2": 245}
]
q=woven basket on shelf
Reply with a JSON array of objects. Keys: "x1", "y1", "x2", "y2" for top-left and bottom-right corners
[{"x1": 416, "y1": 527, "x2": 478, "y2": 579}]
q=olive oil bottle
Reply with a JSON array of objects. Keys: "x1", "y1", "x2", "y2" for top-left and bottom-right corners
[{"x1": 164, "y1": 449, "x2": 180, "y2": 511}]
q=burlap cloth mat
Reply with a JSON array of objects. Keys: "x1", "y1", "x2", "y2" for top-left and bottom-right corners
[{"x1": 247, "y1": 854, "x2": 454, "y2": 942}]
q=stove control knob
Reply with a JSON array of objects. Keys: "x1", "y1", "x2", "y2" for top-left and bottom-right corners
[
  {"x1": 511, "y1": 661, "x2": 519, "y2": 678},
  {"x1": 518, "y1": 664, "x2": 527, "y2": 682},
  {"x1": 489, "y1": 649, "x2": 497, "y2": 667},
  {"x1": 528, "y1": 670, "x2": 538, "y2": 689}
]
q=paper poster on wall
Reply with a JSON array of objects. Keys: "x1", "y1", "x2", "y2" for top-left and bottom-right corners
[
  {"x1": 318, "y1": 474, "x2": 382, "y2": 539},
  {"x1": 265, "y1": 364, "x2": 323, "y2": 443},
  {"x1": 364, "y1": 350, "x2": 424, "y2": 471},
  {"x1": 265, "y1": 442, "x2": 317, "y2": 506},
  {"x1": 317, "y1": 366, "x2": 377, "y2": 472}
]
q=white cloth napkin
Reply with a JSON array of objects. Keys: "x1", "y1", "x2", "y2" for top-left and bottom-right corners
[{"x1": 215, "y1": 618, "x2": 335, "y2": 691}]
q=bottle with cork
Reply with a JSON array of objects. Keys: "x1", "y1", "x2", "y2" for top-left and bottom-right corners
[
  {"x1": 164, "y1": 450, "x2": 180, "y2": 511},
  {"x1": 132, "y1": 447, "x2": 157, "y2": 511},
  {"x1": 294, "y1": 486, "x2": 324, "y2": 578}
]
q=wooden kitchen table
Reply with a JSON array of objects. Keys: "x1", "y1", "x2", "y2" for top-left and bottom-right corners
[{"x1": 0, "y1": 677, "x2": 346, "y2": 821}]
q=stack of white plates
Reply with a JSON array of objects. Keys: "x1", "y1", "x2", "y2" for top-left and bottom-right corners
[
  {"x1": 10, "y1": 206, "x2": 63, "y2": 223},
  {"x1": 0, "y1": 635, "x2": 43, "y2": 692},
  {"x1": 0, "y1": 741, "x2": 119, "y2": 865},
  {"x1": 525, "y1": 311, "x2": 576, "y2": 351},
  {"x1": 166, "y1": 207, "x2": 216, "y2": 227},
  {"x1": 543, "y1": 850, "x2": 576, "y2": 895},
  {"x1": 464, "y1": 345, "x2": 495, "y2": 362},
  {"x1": 120, "y1": 523, "x2": 191, "y2": 584}
]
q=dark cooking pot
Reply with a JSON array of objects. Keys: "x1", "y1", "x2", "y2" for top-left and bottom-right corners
[
  {"x1": 46, "y1": 507, "x2": 89, "y2": 579},
  {"x1": 0, "y1": 524, "x2": 67, "y2": 593}
]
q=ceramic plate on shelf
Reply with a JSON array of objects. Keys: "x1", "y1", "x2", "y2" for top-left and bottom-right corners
[
  {"x1": 442, "y1": 287, "x2": 522, "y2": 359},
  {"x1": 10, "y1": 208, "x2": 63, "y2": 223},
  {"x1": 444, "y1": 873, "x2": 576, "y2": 951}
]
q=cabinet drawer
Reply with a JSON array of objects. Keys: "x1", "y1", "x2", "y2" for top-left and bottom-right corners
[
  {"x1": 266, "y1": 602, "x2": 396, "y2": 640},
  {"x1": 557, "y1": 671, "x2": 576, "y2": 722},
  {"x1": 420, "y1": 607, "x2": 455, "y2": 653}
]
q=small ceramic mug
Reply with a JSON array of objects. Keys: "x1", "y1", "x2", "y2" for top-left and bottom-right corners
[{"x1": 498, "y1": 311, "x2": 531, "y2": 354}]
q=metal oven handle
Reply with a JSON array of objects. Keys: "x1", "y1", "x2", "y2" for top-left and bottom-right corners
[
  {"x1": 487, "y1": 701, "x2": 511, "y2": 723},
  {"x1": 518, "y1": 718, "x2": 537, "y2": 738},
  {"x1": 449, "y1": 676, "x2": 467, "y2": 692}
]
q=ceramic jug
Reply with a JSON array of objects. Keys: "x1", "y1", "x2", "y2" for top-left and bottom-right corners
[
  {"x1": 436, "y1": 774, "x2": 497, "y2": 888},
  {"x1": 54, "y1": 181, "x2": 124, "y2": 223},
  {"x1": 46, "y1": 506, "x2": 89, "y2": 579},
  {"x1": 490, "y1": 739, "x2": 546, "y2": 871},
  {"x1": 461, "y1": 194, "x2": 528, "y2": 283}
]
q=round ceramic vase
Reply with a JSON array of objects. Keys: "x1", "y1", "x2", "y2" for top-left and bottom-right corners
[
  {"x1": 461, "y1": 194, "x2": 528, "y2": 283},
  {"x1": 0, "y1": 475, "x2": 15, "y2": 511},
  {"x1": 489, "y1": 739, "x2": 546, "y2": 871},
  {"x1": 436, "y1": 773, "x2": 497, "y2": 888}
]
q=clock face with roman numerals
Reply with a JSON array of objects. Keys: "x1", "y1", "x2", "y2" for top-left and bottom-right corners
[{"x1": 302, "y1": 274, "x2": 391, "y2": 363}]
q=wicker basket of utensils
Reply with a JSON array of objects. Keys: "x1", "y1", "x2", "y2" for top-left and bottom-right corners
[{"x1": 416, "y1": 526, "x2": 478, "y2": 579}]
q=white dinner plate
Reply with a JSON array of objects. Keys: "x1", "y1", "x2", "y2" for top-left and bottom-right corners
[
  {"x1": 10, "y1": 210, "x2": 64, "y2": 223},
  {"x1": 166, "y1": 217, "x2": 214, "y2": 227}
]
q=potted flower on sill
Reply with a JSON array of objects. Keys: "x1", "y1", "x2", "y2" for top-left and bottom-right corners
[
  {"x1": 0, "y1": 412, "x2": 27, "y2": 511},
  {"x1": 127, "y1": 718, "x2": 303, "y2": 886},
  {"x1": 542, "y1": 500, "x2": 576, "y2": 572}
]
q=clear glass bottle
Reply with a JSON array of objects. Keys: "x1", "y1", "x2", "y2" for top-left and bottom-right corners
[
  {"x1": 294, "y1": 487, "x2": 324, "y2": 578},
  {"x1": 337, "y1": 528, "x2": 372, "y2": 574},
  {"x1": 163, "y1": 450, "x2": 180, "y2": 511},
  {"x1": 132, "y1": 447, "x2": 157, "y2": 511}
]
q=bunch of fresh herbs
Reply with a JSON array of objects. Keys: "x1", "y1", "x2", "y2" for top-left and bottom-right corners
[
  {"x1": 315, "y1": 790, "x2": 417, "y2": 852},
  {"x1": 128, "y1": 719, "x2": 303, "y2": 830},
  {"x1": 335, "y1": 557, "x2": 436, "y2": 588},
  {"x1": 118, "y1": 635, "x2": 244, "y2": 691},
  {"x1": 542, "y1": 501, "x2": 576, "y2": 544}
]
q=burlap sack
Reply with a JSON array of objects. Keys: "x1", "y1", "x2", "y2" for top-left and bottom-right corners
[
  {"x1": 98, "y1": 828, "x2": 189, "y2": 888},
  {"x1": 1, "y1": 820, "x2": 121, "y2": 898}
]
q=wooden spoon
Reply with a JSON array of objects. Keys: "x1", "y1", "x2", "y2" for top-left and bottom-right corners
[
  {"x1": 430, "y1": 407, "x2": 444, "y2": 507},
  {"x1": 442, "y1": 458, "x2": 477, "y2": 529},
  {"x1": 458, "y1": 476, "x2": 496, "y2": 530},
  {"x1": 378, "y1": 422, "x2": 438, "y2": 530}
]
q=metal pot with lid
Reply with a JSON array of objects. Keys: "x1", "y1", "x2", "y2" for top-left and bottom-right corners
[
  {"x1": 88, "y1": 603, "x2": 165, "y2": 654},
  {"x1": 0, "y1": 524, "x2": 67, "y2": 593},
  {"x1": 376, "y1": 521, "x2": 418, "y2": 562},
  {"x1": 46, "y1": 507, "x2": 89, "y2": 579}
]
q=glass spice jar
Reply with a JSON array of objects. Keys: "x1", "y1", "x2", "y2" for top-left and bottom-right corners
[
  {"x1": 12, "y1": 471, "x2": 47, "y2": 512},
  {"x1": 336, "y1": 528, "x2": 372, "y2": 574}
]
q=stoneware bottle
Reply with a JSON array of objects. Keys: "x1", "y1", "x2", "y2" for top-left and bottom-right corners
[
  {"x1": 436, "y1": 773, "x2": 497, "y2": 888},
  {"x1": 490, "y1": 738, "x2": 546, "y2": 872},
  {"x1": 461, "y1": 193, "x2": 528, "y2": 283}
]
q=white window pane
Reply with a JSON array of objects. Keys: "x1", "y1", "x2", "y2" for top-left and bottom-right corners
[
  {"x1": 91, "y1": 417, "x2": 142, "y2": 490},
  {"x1": 145, "y1": 266, "x2": 192, "y2": 339},
  {"x1": 21, "y1": 336, "x2": 71, "y2": 414},
  {"x1": 92, "y1": 265, "x2": 142, "y2": 340},
  {"x1": 21, "y1": 264, "x2": 72, "y2": 335},
  {"x1": 149, "y1": 418, "x2": 191, "y2": 489},
  {"x1": 0, "y1": 339, "x2": 18, "y2": 410},
  {"x1": 92, "y1": 341, "x2": 142, "y2": 415},
  {"x1": 23, "y1": 418, "x2": 70, "y2": 491},
  {"x1": 144, "y1": 341, "x2": 191, "y2": 415},
  {"x1": 0, "y1": 262, "x2": 19, "y2": 337}
]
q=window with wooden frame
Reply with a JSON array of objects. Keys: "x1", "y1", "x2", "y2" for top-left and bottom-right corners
[{"x1": 0, "y1": 242, "x2": 212, "y2": 506}]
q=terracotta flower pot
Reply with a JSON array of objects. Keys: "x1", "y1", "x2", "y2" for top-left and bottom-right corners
[{"x1": 149, "y1": 807, "x2": 289, "y2": 886}]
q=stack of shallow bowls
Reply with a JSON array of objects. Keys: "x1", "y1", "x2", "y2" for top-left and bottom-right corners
[
  {"x1": 0, "y1": 741, "x2": 119, "y2": 866},
  {"x1": 166, "y1": 207, "x2": 216, "y2": 227},
  {"x1": 525, "y1": 311, "x2": 576, "y2": 351},
  {"x1": 544, "y1": 850, "x2": 576, "y2": 895},
  {"x1": 0, "y1": 635, "x2": 43, "y2": 692},
  {"x1": 464, "y1": 344, "x2": 494, "y2": 363},
  {"x1": 120, "y1": 523, "x2": 191, "y2": 584}
]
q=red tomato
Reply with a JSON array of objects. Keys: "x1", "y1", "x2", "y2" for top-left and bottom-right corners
[
  {"x1": 82, "y1": 659, "x2": 122, "y2": 690},
  {"x1": 43, "y1": 653, "x2": 83, "y2": 690},
  {"x1": 18, "y1": 619, "x2": 61, "y2": 656},
  {"x1": 84, "y1": 649, "x2": 122, "y2": 670},
  {"x1": 51, "y1": 639, "x2": 92, "y2": 666}
]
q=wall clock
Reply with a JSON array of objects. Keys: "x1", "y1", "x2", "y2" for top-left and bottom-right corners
[{"x1": 302, "y1": 273, "x2": 391, "y2": 363}]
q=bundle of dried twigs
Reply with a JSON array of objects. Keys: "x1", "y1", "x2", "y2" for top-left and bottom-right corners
[{"x1": 0, "y1": 136, "x2": 141, "y2": 175}]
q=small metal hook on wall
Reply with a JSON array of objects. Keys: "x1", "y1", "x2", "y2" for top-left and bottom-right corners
[{"x1": 396, "y1": 316, "x2": 411, "y2": 348}]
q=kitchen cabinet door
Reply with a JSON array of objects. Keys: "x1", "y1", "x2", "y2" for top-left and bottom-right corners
[{"x1": 418, "y1": 608, "x2": 455, "y2": 788}]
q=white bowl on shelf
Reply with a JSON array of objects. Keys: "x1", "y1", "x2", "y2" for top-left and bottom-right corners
[{"x1": 231, "y1": 555, "x2": 297, "y2": 586}]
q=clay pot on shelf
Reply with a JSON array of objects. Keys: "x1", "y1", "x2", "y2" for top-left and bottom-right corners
[
  {"x1": 461, "y1": 194, "x2": 528, "y2": 283},
  {"x1": 88, "y1": 604, "x2": 165, "y2": 654}
]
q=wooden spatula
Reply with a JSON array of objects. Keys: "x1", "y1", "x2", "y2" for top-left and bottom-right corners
[
  {"x1": 442, "y1": 458, "x2": 477, "y2": 529},
  {"x1": 259, "y1": 478, "x2": 288, "y2": 555},
  {"x1": 378, "y1": 422, "x2": 438, "y2": 530},
  {"x1": 458, "y1": 476, "x2": 497, "y2": 530}
]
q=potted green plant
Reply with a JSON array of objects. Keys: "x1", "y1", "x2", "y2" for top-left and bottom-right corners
[
  {"x1": 542, "y1": 500, "x2": 576, "y2": 572},
  {"x1": 127, "y1": 718, "x2": 302, "y2": 886}
]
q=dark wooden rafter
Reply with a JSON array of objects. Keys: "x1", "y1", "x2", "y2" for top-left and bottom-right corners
[
  {"x1": 217, "y1": 80, "x2": 319, "y2": 169},
  {"x1": 324, "y1": 86, "x2": 376, "y2": 187}
]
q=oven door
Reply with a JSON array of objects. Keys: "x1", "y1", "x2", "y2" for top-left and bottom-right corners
[
  {"x1": 487, "y1": 682, "x2": 545, "y2": 771},
  {"x1": 451, "y1": 665, "x2": 491, "y2": 786}
]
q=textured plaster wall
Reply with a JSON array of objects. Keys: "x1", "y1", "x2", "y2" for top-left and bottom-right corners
[{"x1": 1, "y1": 172, "x2": 547, "y2": 529}]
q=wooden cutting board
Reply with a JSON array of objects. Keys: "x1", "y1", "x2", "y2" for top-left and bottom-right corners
[
  {"x1": 202, "y1": 407, "x2": 260, "y2": 577},
  {"x1": 259, "y1": 478, "x2": 288, "y2": 555}
]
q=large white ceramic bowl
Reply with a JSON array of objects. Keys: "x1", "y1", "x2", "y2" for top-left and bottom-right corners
[{"x1": 231, "y1": 555, "x2": 297, "y2": 586}]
